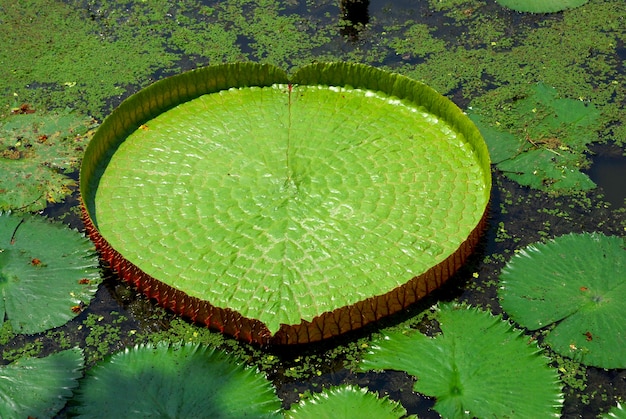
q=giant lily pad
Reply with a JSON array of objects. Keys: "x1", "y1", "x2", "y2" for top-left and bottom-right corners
[
  {"x1": 71, "y1": 343, "x2": 282, "y2": 418},
  {"x1": 360, "y1": 304, "x2": 563, "y2": 419},
  {"x1": 0, "y1": 213, "x2": 101, "y2": 334},
  {"x1": 495, "y1": 0, "x2": 589, "y2": 13},
  {"x1": 498, "y1": 232, "x2": 626, "y2": 369},
  {"x1": 80, "y1": 62, "x2": 491, "y2": 344}
]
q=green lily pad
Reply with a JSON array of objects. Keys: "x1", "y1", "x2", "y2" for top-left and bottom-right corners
[
  {"x1": 0, "y1": 347, "x2": 84, "y2": 419},
  {"x1": 360, "y1": 304, "x2": 563, "y2": 419},
  {"x1": 285, "y1": 385, "x2": 412, "y2": 419},
  {"x1": 0, "y1": 213, "x2": 101, "y2": 334},
  {"x1": 81, "y1": 62, "x2": 491, "y2": 344},
  {"x1": 498, "y1": 232, "x2": 626, "y2": 369},
  {"x1": 0, "y1": 110, "x2": 96, "y2": 212},
  {"x1": 469, "y1": 83, "x2": 600, "y2": 194},
  {"x1": 495, "y1": 0, "x2": 589, "y2": 13},
  {"x1": 71, "y1": 343, "x2": 282, "y2": 418},
  {"x1": 603, "y1": 403, "x2": 626, "y2": 419}
]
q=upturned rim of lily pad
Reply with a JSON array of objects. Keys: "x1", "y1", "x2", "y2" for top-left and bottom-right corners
[
  {"x1": 495, "y1": 0, "x2": 589, "y2": 13},
  {"x1": 80, "y1": 62, "x2": 491, "y2": 345}
]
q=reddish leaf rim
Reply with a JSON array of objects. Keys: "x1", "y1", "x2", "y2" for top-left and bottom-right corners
[{"x1": 81, "y1": 205, "x2": 488, "y2": 345}]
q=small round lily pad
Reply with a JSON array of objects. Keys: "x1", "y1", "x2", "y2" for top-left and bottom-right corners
[
  {"x1": 0, "y1": 347, "x2": 84, "y2": 419},
  {"x1": 71, "y1": 343, "x2": 282, "y2": 418},
  {"x1": 81, "y1": 62, "x2": 491, "y2": 344},
  {"x1": 499, "y1": 232, "x2": 626, "y2": 369},
  {"x1": 0, "y1": 213, "x2": 101, "y2": 334},
  {"x1": 360, "y1": 304, "x2": 563, "y2": 419},
  {"x1": 285, "y1": 385, "x2": 411, "y2": 419}
]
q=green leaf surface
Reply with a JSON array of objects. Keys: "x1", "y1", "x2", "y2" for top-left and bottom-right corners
[
  {"x1": 360, "y1": 304, "x2": 563, "y2": 419},
  {"x1": 469, "y1": 83, "x2": 600, "y2": 194},
  {"x1": 285, "y1": 385, "x2": 412, "y2": 419},
  {"x1": 0, "y1": 110, "x2": 95, "y2": 212},
  {"x1": 495, "y1": 0, "x2": 589, "y2": 13},
  {"x1": 71, "y1": 343, "x2": 282, "y2": 418},
  {"x1": 498, "y1": 233, "x2": 626, "y2": 369},
  {"x1": 0, "y1": 347, "x2": 84, "y2": 419},
  {"x1": 0, "y1": 213, "x2": 101, "y2": 334},
  {"x1": 85, "y1": 62, "x2": 491, "y2": 335},
  {"x1": 603, "y1": 403, "x2": 626, "y2": 419}
]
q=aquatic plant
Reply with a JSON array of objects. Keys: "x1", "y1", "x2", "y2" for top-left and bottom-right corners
[
  {"x1": 0, "y1": 347, "x2": 83, "y2": 419},
  {"x1": 603, "y1": 402, "x2": 626, "y2": 419},
  {"x1": 0, "y1": 213, "x2": 101, "y2": 334},
  {"x1": 80, "y1": 62, "x2": 491, "y2": 344},
  {"x1": 285, "y1": 384, "x2": 412, "y2": 419},
  {"x1": 360, "y1": 303, "x2": 563, "y2": 418},
  {"x1": 469, "y1": 83, "x2": 601, "y2": 194},
  {"x1": 499, "y1": 232, "x2": 626, "y2": 369},
  {"x1": 0, "y1": 110, "x2": 95, "y2": 212},
  {"x1": 495, "y1": 0, "x2": 589, "y2": 13},
  {"x1": 71, "y1": 343, "x2": 281, "y2": 417}
]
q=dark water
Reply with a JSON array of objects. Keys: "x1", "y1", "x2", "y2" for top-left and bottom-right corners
[{"x1": 585, "y1": 143, "x2": 626, "y2": 208}]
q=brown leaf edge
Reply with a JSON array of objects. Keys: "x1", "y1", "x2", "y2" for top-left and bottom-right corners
[{"x1": 81, "y1": 202, "x2": 488, "y2": 345}]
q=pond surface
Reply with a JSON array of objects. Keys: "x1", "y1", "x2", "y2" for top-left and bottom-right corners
[{"x1": 1, "y1": 0, "x2": 625, "y2": 417}]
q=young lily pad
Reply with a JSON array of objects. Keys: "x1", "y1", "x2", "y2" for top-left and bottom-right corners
[
  {"x1": 0, "y1": 347, "x2": 84, "y2": 419},
  {"x1": 495, "y1": 0, "x2": 589, "y2": 13},
  {"x1": 360, "y1": 304, "x2": 563, "y2": 419},
  {"x1": 285, "y1": 385, "x2": 412, "y2": 419},
  {"x1": 0, "y1": 110, "x2": 95, "y2": 212},
  {"x1": 0, "y1": 213, "x2": 101, "y2": 334},
  {"x1": 80, "y1": 62, "x2": 491, "y2": 344},
  {"x1": 498, "y1": 232, "x2": 626, "y2": 369},
  {"x1": 469, "y1": 83, "x2": 600, "y2": 194},
  {"x1": 71, "y1": 343, "x2": 282, "y2": 418}
]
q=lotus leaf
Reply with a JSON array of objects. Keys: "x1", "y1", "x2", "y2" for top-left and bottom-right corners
[
  {"x1": 0, "y1": 347, "x2": 83, "y2": 419},
  {"x1": 71, "y1": 343, "x2": 282, "y2": 418},
  {"x1": 360, "y1": 304, "x2": 563, "y2": 419},
  {"x1": 285, "y1": 384, "x2": 412, "y2": 419},
  {"x1": 0, "y1": 110, "x2": 95, "y2": 212},
  {"x1": 498, "y1": 232, "x2": 626, "y2": 369},
  {"x1": 495, "y1": 0, "x2": 589, "y2": 13},
  {"x1": 81, "y1": 62, "x2": 491, "y2": 344},
  {"x1": 0, "y1": 213, "x2": 101, "y2": 334}
]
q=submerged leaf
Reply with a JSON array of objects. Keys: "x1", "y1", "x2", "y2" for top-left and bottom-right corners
[
  {"x1": 469, "y1": 83, "x2": 600, "y2": 194},
  {"x1": 0, "y1": 110, "x2": 95, "y2": 211},
  {"x1": 0, "y1": 347, "x2": 84, "y2": 419},
  {"x1": 499, "y1": 232, "x2": 626, "y2": 368},
  {"x1": 71, "y1": 343, "x2": 282, "y2": 418},
  {"x1": 0, "y1": 213, "x2": 101, "y2": 334},
  {"x1": 360, "y1": 304, "x2": 563, "y2": 419},
  {"x1": 285, "y1": 385, "x2": 411, "y2": 419}
]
